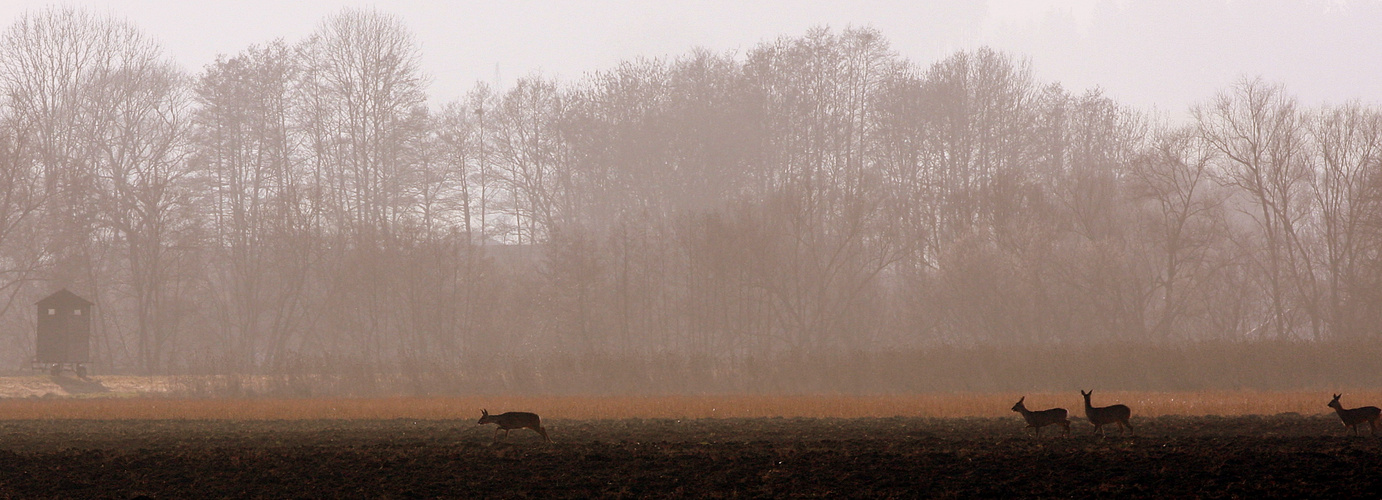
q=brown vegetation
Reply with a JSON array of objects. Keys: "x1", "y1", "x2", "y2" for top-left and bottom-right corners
[{"x1": 0, "y1": 390, "x2": 1378, "y2": 420}]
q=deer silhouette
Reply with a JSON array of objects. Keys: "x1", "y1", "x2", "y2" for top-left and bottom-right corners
[
  {"x1": 478, "y1": 409, "x2": 552, "y2": 443},
  {"x1": 1081, "y1": 390, "x2": 1132, "y2": 436},
  {"x1": 1328, "y1": 394, "x2": 1380, "y2": 437},
  {"x1": 1011, "y1": 396, "x2": 1070, "y2": 437}
]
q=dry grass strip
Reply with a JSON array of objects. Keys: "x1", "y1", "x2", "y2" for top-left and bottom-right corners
[{"x1": 0, "y1": 390, "x2": 1377, "y2": 420}]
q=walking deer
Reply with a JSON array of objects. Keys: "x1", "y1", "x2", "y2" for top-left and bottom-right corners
[
  {"x1": 1327, "y1": 394, "x2": 1380, "y2": 437},
  {"x1": 1011, "y1": 396, "x2": 1070, "y2": 437},
  {"x1": 478, "y1": 409, "x2": 552, "y2": 443},
  {"x1": 1081, "y1": 390, "x2": 1133, "y2": 436}
]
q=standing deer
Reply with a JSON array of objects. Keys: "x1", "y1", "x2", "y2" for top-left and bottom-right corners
[
  {"x1": 1081, "y1": 390, "x2": 1133, "y2": 436},
  {"x1": 1011, "y1": 396, "x2": 1070, "y2": 437},
  {"x1": 1327, "y1": 394, "x2": 1380, "y2": 437},
  {"x1": 478, "y1": 409, "x2": 552, "y2": 443}
]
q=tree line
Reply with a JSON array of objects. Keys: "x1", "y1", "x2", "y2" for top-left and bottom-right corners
[{"x1": 1, "y1": 7, "x2": 1380, "y2": 378}]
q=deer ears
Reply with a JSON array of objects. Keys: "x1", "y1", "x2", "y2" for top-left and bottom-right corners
[
  {"x1": 481, "y1": 408, "x2": 489, "y2": 416},
  {"x1": 1333, "y1": 394, "x2": 1342, "y2": 399},
  {"x1": 1017, "y1": 396, "x2": 1025, "y2": 403},
  {"x1": 1080, "y1": 390, "x2": 1091, "y2": 396}
]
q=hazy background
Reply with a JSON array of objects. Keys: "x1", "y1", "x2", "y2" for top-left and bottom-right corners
[
  {"x1": 2, "y1": 1, "x2": 1382, "y2": 396},
  {"x1": 2, "y1": 0, "x2": 1379, "y2": 112}
]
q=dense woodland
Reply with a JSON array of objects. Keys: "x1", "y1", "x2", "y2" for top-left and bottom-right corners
[{"x1": 0, "y1": 8, "x2": 1380, "y2": 392}]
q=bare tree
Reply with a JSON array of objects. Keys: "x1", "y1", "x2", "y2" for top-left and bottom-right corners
[
  {"x1": 1305, "y1": 103, "x2": 1382, "y2": 338},
  {"x1": 491, "y1": 76, "x2": 568, "y2": 243},
  {"x1": 433, "y1": 94, "x2": 490, "y2": 239},
  {"x1": 1196, "y1": 77, "x2": 1315, "y2": 339},
  {"x1": 1129, "y1": 125, "x2": 1228, "y2": 339},
  {"x1": 0, "y1": 6, "x2": 154, "y2": 297},
  {"x1": 735, "y1": 27, "x2": 907, "y2": 351},
  {"x1": 193, "y1": 41, "x2": 312, "y2": 370},
  {"x1": 0, "y1": 114, "x2": 47, "y2": 344},
  {"x1": 298, "y1": 8, "x2": 426, "y2": 239},
  {"x1": 0, "y1": 7, "x2": 189, "y2": 372},
  {"x1": 1042, "y1": 89, "x2": 1158, "y2": 342},
  {"x1": 915, "y1": 47, "x2": 1038, "y2": 249},
  {"x1": 89, "y1": 57, "x2": 194, "y2": 373},
  {"x1": 297, "y1": 8, "x2": 428, "y2": 366}
]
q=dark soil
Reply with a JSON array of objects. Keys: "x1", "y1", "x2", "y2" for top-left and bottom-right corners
[{"x1": 0, "y1": 414, "x2": 1378, "y2": 498}]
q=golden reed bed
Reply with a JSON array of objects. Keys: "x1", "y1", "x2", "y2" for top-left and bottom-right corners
[{"x1": 0, "y1": 391, "x2": 1375, "y2": 420}]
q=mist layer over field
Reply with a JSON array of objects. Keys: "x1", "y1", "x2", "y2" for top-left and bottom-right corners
[{"x1": 1, "y1": 6, "x2": 1380, "y2": 397}]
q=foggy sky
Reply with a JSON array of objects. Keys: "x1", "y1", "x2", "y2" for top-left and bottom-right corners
[{"x1": 1, "y1": 0, "x2": 1378, "y2": 116}]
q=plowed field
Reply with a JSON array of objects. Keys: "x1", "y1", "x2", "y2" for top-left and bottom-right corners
[{"x1": 0, "y1": 414, "x2": 1379, "y2": 498}]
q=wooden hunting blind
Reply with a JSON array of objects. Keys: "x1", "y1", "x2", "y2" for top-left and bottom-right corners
[{"x1": 35, "y1": 289, "x2": 92, "y2": 377}]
